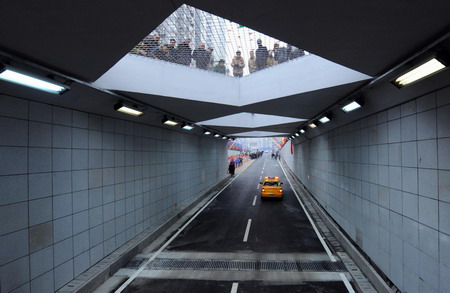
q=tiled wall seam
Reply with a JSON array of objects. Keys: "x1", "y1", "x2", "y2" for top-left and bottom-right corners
[{"x1": 0, "y1": 95, "x2": 228, "y2": 292}]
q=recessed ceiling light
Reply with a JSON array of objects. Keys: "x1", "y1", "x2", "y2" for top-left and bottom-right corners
[
  {"x1": 300, "y1": 129, "x2": 305, "y2": 134},
  {"x1": 341, "y1": 100, "x2": 363, "y2": 112},
  {"x1": 319, "y1": 116, "x2": 330, "y2": 123},
  {"x1": 203, "y1": 130, "x2": 211, "y2": 135},
  {"x1": 295, "y1": 133, "x2": 300, "y2": 137},
  {"x1": 214, "y1": 133, "x2": 220, "y2": 137},
  {"x1": 162, "y1": 118, "x2": 178, "y2": 126},
  {"x1": 181, "y1": 123, "x2": 194, "y2": 130},
  {"x1": 393, "y1": 57, "x2": 447, "y2": 87},
  {"x1": 308, "y1": 123, "x2": 317, "y2": 129},
  {"x1": 114, "y1": 103, "x2": 144, "y2": 117}
]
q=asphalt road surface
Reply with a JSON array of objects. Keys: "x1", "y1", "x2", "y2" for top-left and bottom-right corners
[{"x1": 115, "y1": 153, "x2": 352, "y2": 293}]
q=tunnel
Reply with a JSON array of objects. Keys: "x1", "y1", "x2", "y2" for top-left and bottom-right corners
[{"x1": 0, "y1": 1, "x2": 450, "y2": 293}]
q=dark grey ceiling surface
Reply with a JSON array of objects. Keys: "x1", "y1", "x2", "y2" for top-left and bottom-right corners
[{"x1": 1, "y1": 0, "x2": 449, "y2": 137}]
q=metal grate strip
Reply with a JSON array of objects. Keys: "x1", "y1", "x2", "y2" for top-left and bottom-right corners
[{"x1": 147, "y1": 258, "x2": 347, "y2": 272}]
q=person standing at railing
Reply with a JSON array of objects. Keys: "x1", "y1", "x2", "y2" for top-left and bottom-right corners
[
  {"x1": 274, "y1": 43, "x2": 288, "y2": 64},
  {"x1": 213, "y1": 59, "x2": 227, "y2": 74},
  {"x1": 177, "y1": 38, "x2": 192, "y2": 66},
  {"x1": 248, "y1": 50, "x2": 257, "y2": 73},
  {"x1": 255, "y1": 39, "x2": 268, "y2": 71},
  {"x1": 231, "y1": 50, "x2": 245, "y2": 77},
  {"x1": 192, "y1": 43, "x2": 210, "y2": 70}
]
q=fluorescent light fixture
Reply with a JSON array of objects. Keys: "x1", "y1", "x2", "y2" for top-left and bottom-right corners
[
  {"x1": 214, "y1": 133, "x2": 220, "y2": 137},
  {"x1": 114, "y1": 103, "x2": 144, "y2": 117},
  {"x1": 203, "y1": 130, "x2": 211, "y2": 135},
  {"x1": 295, "y1": 133, "x2": 300, "y2": 137},
  {"x1": 162, "y1": 118, "x2": 178, "y2": 126},
  {"x1": 0, "y1": 64, "x2": 69, "y2": 95},
  {"x1": 300, "y1": 129, "x2": 305, "y2": 134},
  {"x1": 308, "y1": 123, "x2": 317, "y2": 129},
  {"x1": 319, "y1": 116, "x2": 330, "y2": 124},
  {"x1": 341, "y1": 100, "x2": 363, "y2": 112},
  {"x1": 393, "y1": 57, "x2": 447, "y2": 87},
  {"x1": 181, "y1": 123, "x2": 194, "y2": 130}
]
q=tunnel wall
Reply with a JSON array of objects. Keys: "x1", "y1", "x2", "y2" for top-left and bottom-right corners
[
  {"x1": 280, "y1": 86, "x2": 450, "y2": 293},
  {"x1": 0, "y1": 94, "x2": 228, "y2": 293}
]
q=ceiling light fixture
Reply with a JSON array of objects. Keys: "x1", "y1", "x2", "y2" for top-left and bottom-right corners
[
  {"x1": 300, "y1": 129, "x2": 305, "y2": 134},
  {"x1": 393, "y1": 56, "x2": 448, "y2": 88},
  {"x1": 222, "y1": 136, "x2": 227, "y2": 139},
  {"x1": 341, "y1": 99, "x2": 363, "y2": 113},
  {"x1": 214, "y1": 133, "x2": 221, "y2": 138},
  {"x1": 0, "y1": 64, "x2": 69, "y2": 95},
  {"x1": 114, "y1": 103, "x2": 144, "y2": 117},
  {"x1": 319, "y1": 115, "x2": 331, "y2": 124},
  {"x1": 181, "y1": 123, "x2": 194, "y2": 130},
  {"x1": 308, "y1": 123, "x2": 317, "y2": 129},
  {"x1": 162, "y1": 117, "x2": 178, "y2": 126},
  {"x1": 295, "y1": 133, "x2": 300, "y2": 137},
  {"x1": 203, "y1": 130, "x2": 211, "y2": 135}
]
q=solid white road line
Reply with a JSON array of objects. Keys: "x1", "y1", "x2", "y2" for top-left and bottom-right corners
[
  {"x1": 243, "y1": 219, "x2": 252, "y2": 242},
  {"x1": 279, "y1": 161, "x2": 336, "y2": 262},
  {"x1": 230, "y1": 282, "x2": 239, "y2": 293},
  {"x1": 114, "y1": 164, "x2": 251, "y2": 293},
  {"x1": 252, "y1": 196, "x2": 257, "y2": 206}
]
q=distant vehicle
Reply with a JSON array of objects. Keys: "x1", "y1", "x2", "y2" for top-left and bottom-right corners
[{"x1": 260, "y1": 176, "x2": 283, "y2": 199}]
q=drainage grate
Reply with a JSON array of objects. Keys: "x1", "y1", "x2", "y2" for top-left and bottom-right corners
[
  {"x1": 147, "y1": 258, "x2": 346, "y2": 272},
  {"x1": 124, "y1": 258, "x2": 148, "y2": 269}
]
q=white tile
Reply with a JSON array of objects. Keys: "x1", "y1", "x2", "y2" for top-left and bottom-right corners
[
  {"x1": 29, "y1": 122, "x2": 52, "y2": 148},
  {"x1": 29, "y1": 101, "x2": 51, "y2": 123},
  {"x1": 53, "y1": 171, "x2": 72, "y2": 195},
  {"x1": 402, "y1": 100, "x2": 417, "y2": 117},
  {"x1": 402, "y1": 167, "x2": 418, "y2": 194},
  {"x1": 29, "y1": 148, "x2": 52, "y2": 173},
  {"x1": 402, "y1": 142, "x2": 418, "y2": 167},
  {"x1": 403, "y1": 217, "x2": 419, "y2": 247},
  {"x1": 0, "y1": 256, "x2": 30, "y2": 293},
  {"x1": 73, "y1": 230, "x2": 89, "y2": 256},
  {"x1": 0, "y1": 146, "x2": 28, "y2": 175},
  {"x1": 29, "y1": 173, "x2": 52, "y2": 200},
  {"x1": 437, "y1": 104, "x2": 450, "y2": 138},
  {"x1": 73, "y1": 211, "x2": 89, "y2": 235},
  {"x1": 30, "y1": 246, "x2": 53, "y2": 279},
  {"x1": 89, "y1": 225, "x2": 103, "y2": 247},
  {"x1": 73, "y1": 190, "x2": 88, "y2": 213},
  {"x1": 390, "y1": 189, "x2": 403, "y2": 214},
  {"x1": 74, "y1": 251, "x2": 90, "y2": 277},
  {"x1": 0, "y1": 229, "x2": 28, "y2": 266},
  {"x1": 88, "y1": 130, "x2": 102, "y2": 149},
  {"x1": 53, "y1": 125, "x2": 72, "y2": 148},
  {"x1": 89, "y1": 206, "x2": 103, "y2": 227},
  {"x1": 0, "y1": 203, "x2": 28, "y2": 236},
  {"x1": 72, "y1": 128, "x2": 88, "y2": 149},
  {"x1": 419, "y1": 224, "x2": 438, "y2": 260},
  {"x1": 72, "y1": 149, "x2": 88, "y2": 170},
  {"x1": 53, "y1": 193, "x2": 72, "y2": 219},
  {"x1": 72, "y1": 170, "x2": 88, "y2": 192},
  {"x1": 417, "y1": 109, "x2": 437, "y2": 140},
  {"x1": 440, "y1": 264, "x2": 450, "y2": 293},
  {"x1": 72, "y1": 111, "x2": 88, "y2": 128},
  {"x1": 416, "y1": 92, "x2": 436, "y2": 112},
  {"x1": 418, "y1": 140, "x2": 438, "y2": 169},
  {"x1": 439, "y1": 170, "x2": 450, "y2": 203},
  {"x1": 88, "y1": 187, "x2": 103, "y2": 208},
  {"x1": 438, "y1": 138, "x2": 450, "y2": 170},
  {"x1": 388, "y1": 120, "x2": 401, "y2": 143},
  {"x1": 52, "y1": 148, "x2": 71, "y2": 171},
  {"x1": 53, "y1": 215, "x2": 72, "y2": 242},
  {"x1": 52, "y1": 106, "x2": 72, "y2": 126},
  {"x1": 401, "y1": 115, "x2": 417, "y2": 142},
  {"x1": 54, "y1": 237, "x2": 73, "y2": 266},
  {"x1": 389, "y1": 143, "x2": 401, "y2": 166},
  {"x1": 88, "y1": 169, "x2": 103, "y2": 188},
  {"x1": 403, "y1": 192, "x2": 418, "y2": 221},
  {"x1": 417, "y1": 168, "x2": 438, "y2": 200},
  {"x1": 29, "y1": 198, "x2": 52, "y2": 226},
  {"x1": 54, "y1": 259, "x2": 73, "y2": 290},
  {"x1": 0, "y1": 95, "x2": 28, "y2": 119},
  {"x1": 89, "y1": 243, "x2": 104, "y2": 265},
  {"x1": 439, "y1": 201, "x2": 450, "y2": 235},
  {"x1": 88, "y1": 150, "x2": 102, "y2": 169},
  {"x1": 30, "y1": 270, "x2": 54, "y2": 293},
  {"x1": 88, "y1": 114, "x2": 103, "y2": 131},
  {"x1": 0, "y1": 117, "x2": 28, "y2": 146},
  {"x1": 419, "y1": 251, "x2": 439, "y2": 289},
  {"x1": 419, "y1": 197, "x2": 438, "y2": 229},
  {"x1": 389, "y1": 166, "x2": 402, "y2": 190},
  {"x1": 0, "y1": 175, "x2": 28, "y2": 205}
]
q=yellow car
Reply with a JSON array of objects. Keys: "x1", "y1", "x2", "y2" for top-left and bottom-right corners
[{"x1": 260, "y1": 176, "x2": 283, "y2": 199}]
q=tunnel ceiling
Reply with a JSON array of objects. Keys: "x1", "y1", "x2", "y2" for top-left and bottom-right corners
[{"x1": 0, "y1": 0, "x2": 450, "y2": 137}]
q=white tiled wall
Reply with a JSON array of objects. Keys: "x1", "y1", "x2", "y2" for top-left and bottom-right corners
[
  {"x1": 282, "y1": 86, "x2": 450, "y2": 293},
  {"x1": 0, "y1": 95, "x2": 228, "y2": 292}
]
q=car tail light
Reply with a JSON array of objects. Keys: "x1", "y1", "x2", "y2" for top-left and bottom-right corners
[{"x1": 261, "y1": 188, "x2": 265, "y2": 192}]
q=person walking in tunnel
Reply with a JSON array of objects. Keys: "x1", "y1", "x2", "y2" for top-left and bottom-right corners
[{"x1": 228, "y1": 160, "x2": 235, "y2": 176}]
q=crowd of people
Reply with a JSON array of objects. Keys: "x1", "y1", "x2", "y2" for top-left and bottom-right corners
[{"x1": 132, "y1": 34, "x2": 305, "y2": 77}]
